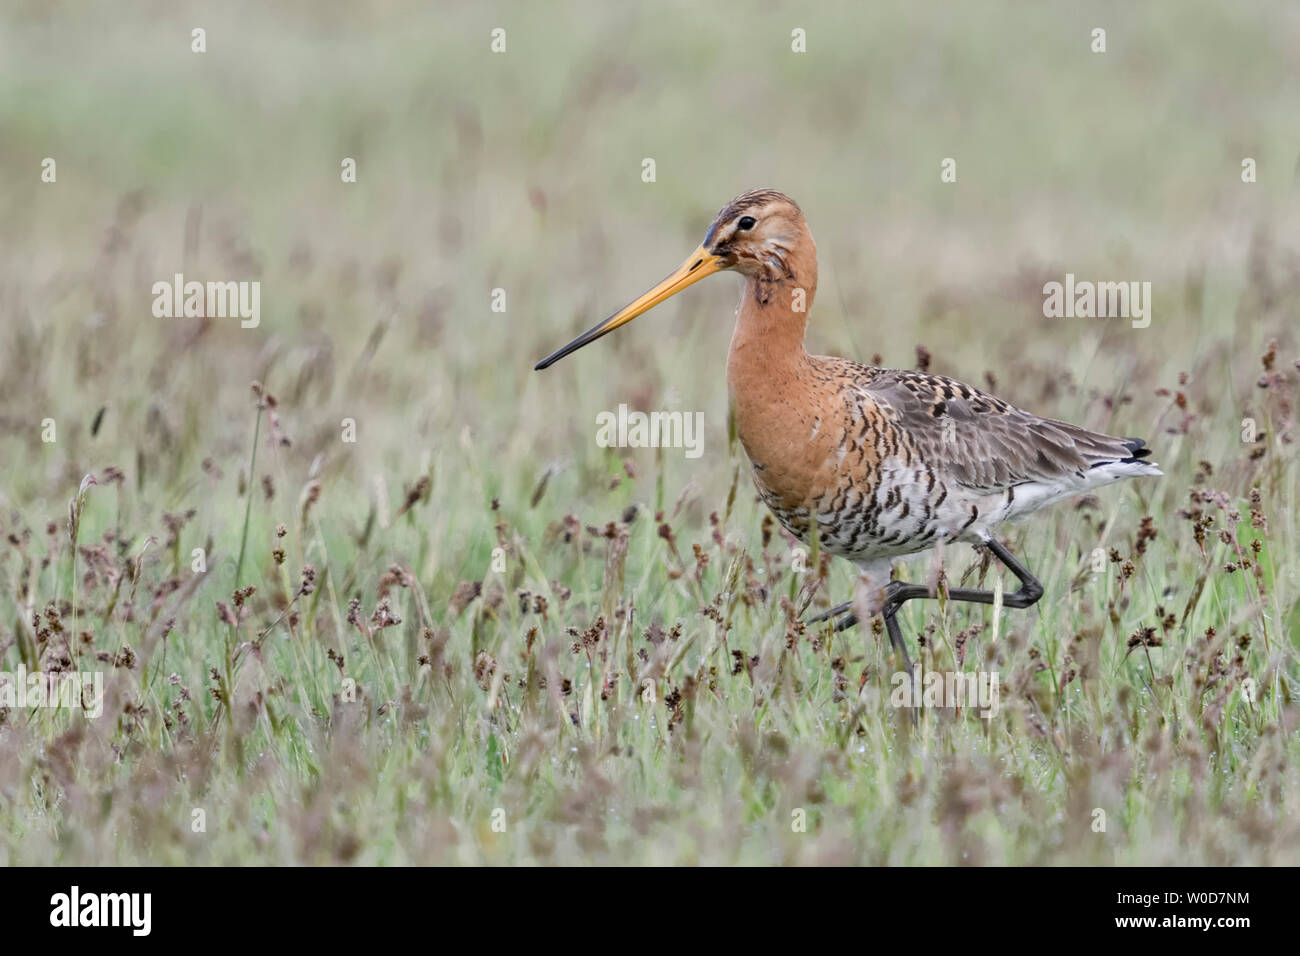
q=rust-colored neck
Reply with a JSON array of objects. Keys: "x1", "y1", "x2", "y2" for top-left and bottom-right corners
[{"x1": 726, "y1": 229, "x2": 818, "y2": 405}]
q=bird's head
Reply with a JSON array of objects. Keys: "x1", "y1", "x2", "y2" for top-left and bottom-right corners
[{"x1": 534, "y1": 188, "x2": 810, "y2": 370}]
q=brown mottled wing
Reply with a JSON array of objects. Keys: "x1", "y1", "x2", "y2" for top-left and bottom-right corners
[{"x1": 853, "y1": 367, "x2": 1149, "y2": 491}]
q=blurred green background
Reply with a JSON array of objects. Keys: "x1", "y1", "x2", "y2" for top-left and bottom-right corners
[{"x1": 4, "y1": 0, "x2": 1298, "y2": 506}]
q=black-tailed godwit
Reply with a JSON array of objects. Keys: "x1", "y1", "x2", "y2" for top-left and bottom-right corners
[{"x1": 535, "y1": 189, "x2": 1161, "y2": 672}]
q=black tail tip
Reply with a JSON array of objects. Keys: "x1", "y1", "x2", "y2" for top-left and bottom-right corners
[{"x1": 1122, "y1": 437, "x2": 1153, "y2": 461}]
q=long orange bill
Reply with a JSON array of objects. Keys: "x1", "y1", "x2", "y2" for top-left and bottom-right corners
[{"x1": 534, "y1": 245, "x2": 723, "y2": 370}]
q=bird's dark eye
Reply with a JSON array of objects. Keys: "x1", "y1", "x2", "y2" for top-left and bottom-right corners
[{"x1": 737, "y1": 216, "x2": 757, "y2": 231}]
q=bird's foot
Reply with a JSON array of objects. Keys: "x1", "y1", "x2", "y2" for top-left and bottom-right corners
[{"x1": 806, "y1": 600, "x2": 858, "y2": 631}]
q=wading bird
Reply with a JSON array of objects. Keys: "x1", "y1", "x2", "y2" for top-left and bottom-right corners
[{"x1": 535, "y1": 190, "x2": 1160, "y2": 672}]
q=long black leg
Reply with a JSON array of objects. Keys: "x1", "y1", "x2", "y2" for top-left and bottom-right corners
[
  {"x1": 807, "y1": 579, "x2": 929, "y2": 632},
  {"x1": 882, "y1": 604, "x2": 913, "y2": 675},
  {"x1": 806, "y1": 600, "x2": 851, "y2": 624},
  {"x1": 942, "y1": 538, "x2": 1043, "y2": 609},
  {"x1": 806, "y1": 538, "x2": 1044, "y2": 661}
]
